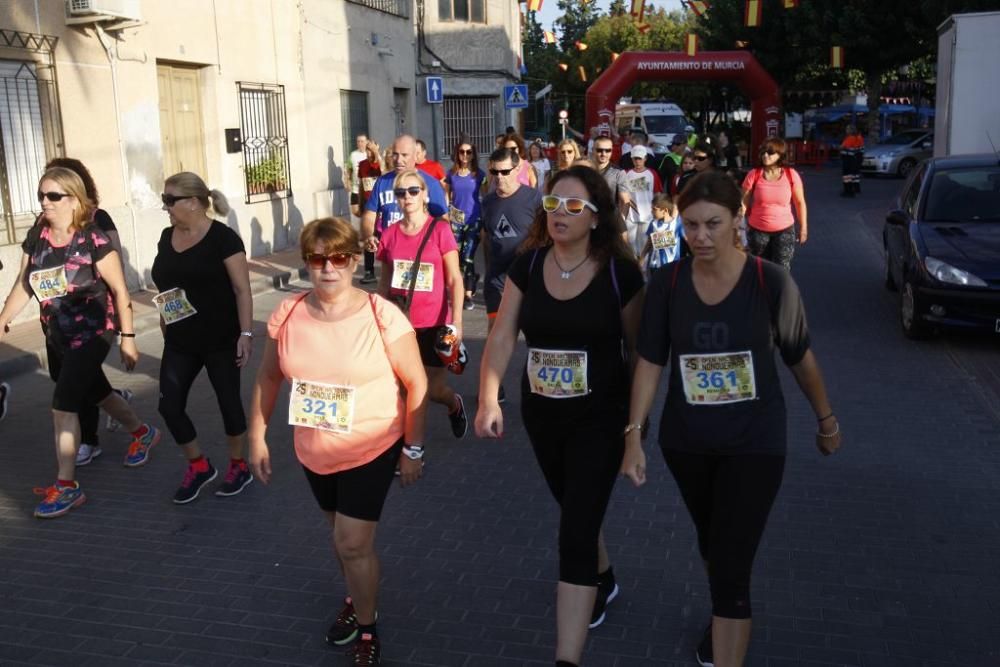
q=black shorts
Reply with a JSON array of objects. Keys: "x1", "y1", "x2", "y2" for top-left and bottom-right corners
[
  {"x1": 302, "y1": 438, "x2": 404, "y2": 521},
  {"x1": 484, "y1": 284, "x2": 503, "y2": 315},
  {"x1": 415, "y1": 327, "x2": 444, "y2": 367},
  {"x1": 48, "y1": 334, "x2": 114, "y2": 413}
]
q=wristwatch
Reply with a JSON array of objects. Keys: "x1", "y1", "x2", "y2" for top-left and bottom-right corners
[
  {"x1": 240, "y1": 331, "x2": 253, "y2": 338},
  {"x1": 401, "y1": 444, "x2": 424, "y2": 460}
]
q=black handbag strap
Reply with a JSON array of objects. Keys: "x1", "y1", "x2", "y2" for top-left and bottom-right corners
[{"x1": 401, "y1": 217, "x2": 441, "y2": 313}]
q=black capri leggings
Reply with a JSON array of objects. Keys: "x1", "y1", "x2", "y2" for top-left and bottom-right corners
[
  {"x1": 662, "y1": 450, "x2": 785, "y2": 619},
  {"x1": 746, "y1": 226, "x2": 796, "y2": 270},
  {"x1": 47, "y1": 335, "x2": 113, "y2": 413},
  {"x1": 523, "y1": 406, "x2": 625, "y2": 586},
  {"x1": 158, "y1": 343, "x2": 247, "y2": 445}
]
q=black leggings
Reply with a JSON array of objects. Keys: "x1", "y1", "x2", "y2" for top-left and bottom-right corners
[
  {"x1": 747, "y1": 226, "x2": 796, "y2": 270},
  {"x1": 47, "y1": 336, "x2": 113, "y2": 413},
  {"x1": 663, "y1": 450, "x2": 785, "y2": 619},
  {"x1": 158, "y1": 343, "x2": 247, "y2": 446},
  {"x1": 523, "y1": 407, "x2": 625, "y2": 586}
]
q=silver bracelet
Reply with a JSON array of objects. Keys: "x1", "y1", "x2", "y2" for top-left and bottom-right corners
[{"x1": 816, "y1": 424, "x2": 840, "y2": 438}]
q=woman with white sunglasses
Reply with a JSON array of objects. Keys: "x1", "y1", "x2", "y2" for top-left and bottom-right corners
[{"x1": 475, "y1": 165, "x2": 645, "y2": 667}]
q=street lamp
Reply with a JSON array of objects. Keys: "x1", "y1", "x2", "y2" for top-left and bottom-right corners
[{"x1": 559, "y1": 109, "x2": 568, "y2": 141}]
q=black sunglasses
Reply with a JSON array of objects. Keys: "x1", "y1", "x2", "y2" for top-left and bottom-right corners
[
  {"x1": 161, "y1": 194, "x2": 195, "y2": 207},
  {"x1": 458, "y1": 148, "x2": 474, "y2": 155},
  {"x1": 760, "y1": 148, "x2": 780, "y2": 156},
  {"x1": 304, "y1": 252, "x2": 353, "y2": 270},
  {"x1": 489, "y1": 167, "x2": 515, "y2": 176},
  {"x1": 392, "y1": 186, "x2": 423, "y2": 198},
  {"x1": 37, "y1": 191, "x2": 71, "y2": 203},
  {"x1": 594, "y1": 148, "x2": 613, "y2": 154},
  {"x1": 693, "y1": 155, "x2": 711, "y2": 162}
]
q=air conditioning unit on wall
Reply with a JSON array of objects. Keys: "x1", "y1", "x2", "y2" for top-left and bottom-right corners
[{"x1": 65, "y1": 0, "x2": 142, "y2": 24}]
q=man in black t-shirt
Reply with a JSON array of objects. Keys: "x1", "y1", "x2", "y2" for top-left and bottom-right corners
[{"x1": 480, "y1": 148, "x2": 542, "y2": 325}]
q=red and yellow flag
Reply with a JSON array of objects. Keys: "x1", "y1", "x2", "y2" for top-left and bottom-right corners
[
  {"x1": 527, "y1": 0, "x2": 543, "y2": 12},
  {"x1": 688, "y1": 0, "x2": 710, "y2": 16},
  {"x1": 830, "y1": 45, "x2": 844, "y2": 68},
  {"x1": 743, "y1": 0, "x2": 762, "y2": 27},
  {"x1": 558, "y1": 62, "x2": 569, "y2": 71},
  {"x1": 543, "y1": 30, "x2": 556, "y2": 44},
  {"x1": 575, "y1": 41, "x2": 588, "y2": 51},
  {"x1": 630, "y1": 0, "x2": 645, "y2": 21},
  {"x1": 610, "y1": 51, "x2": 620, "y2": 62},
  {"x1": 636, "y1": 21, "x2": 651, "y2": 33},
  {"x1": 685, "y1": 33, "x2": 699, "y2": 57},
  {"x1": 782, "y1": 0, "x2": 799, "y2": 7},
  {"x1": 578, "y1": 66, "x2": 587, "y2": 82}
]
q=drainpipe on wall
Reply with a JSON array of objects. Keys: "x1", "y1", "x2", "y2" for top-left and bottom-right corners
[{"x1": 93, "y1": 24, "x2": 145, "y2": 290}]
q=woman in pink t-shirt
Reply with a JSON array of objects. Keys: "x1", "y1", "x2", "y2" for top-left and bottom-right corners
[
  {"x1": 741, "y1": 137, "x2": 808, "y2": 270},
  {"x1": 248, "y1": 217, "x2": 428, "y2": 665},
  {"x1": 377, "y1": 169, "x2": 468, "y2": 440}
]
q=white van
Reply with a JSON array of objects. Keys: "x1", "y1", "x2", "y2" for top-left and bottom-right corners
[{"x1": 616, "y1": 103, "x2": 691, "y2": 151}]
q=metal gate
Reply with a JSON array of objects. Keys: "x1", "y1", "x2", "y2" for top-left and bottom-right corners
[
  {"x1": 238, "y1": 82, "x2": 291, "y2": 203},
  {"x1": 0, "y1": 30, "x2": 63, "y2": 245},
  {"x1": 442, "y1": 96, "x2": 497, "y2": 157}
]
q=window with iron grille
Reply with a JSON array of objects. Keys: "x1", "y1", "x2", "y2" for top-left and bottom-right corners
[
  {"x1": 340, "y1": 90, "x2": 369, "y2": 167},
  {"x1": 0, "y1": 30, "x2": 63, "y2": 246},
  {"x1": 346, "y1": 0, "x2": 410, "y2": 18},
  {"x1": 442, "y1": 96, "x2": 496, "y2": 158},
  {"x1": 238, "y1": 82, "x2": 291, "y2": 204},
  {"x1": 438, "y1": 0, "x2": 485, "y2": 22}
]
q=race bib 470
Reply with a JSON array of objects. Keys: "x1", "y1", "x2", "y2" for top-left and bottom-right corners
[
  {"x1": 526, "y1": 348, "x2": 588, "y2": 398},
  {"x1": 679, "y1": 351, "x2": 757, "y2": 404}
]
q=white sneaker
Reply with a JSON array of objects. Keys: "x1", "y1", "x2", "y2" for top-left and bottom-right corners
[
  {"x1": 76, "y1": 443, "x2": 103, "y2": 466},
  {"x1": 105, "y1": 388, "x2": 134, "y2": 432}
]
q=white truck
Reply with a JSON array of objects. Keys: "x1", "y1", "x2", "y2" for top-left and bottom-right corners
[
  {"x1": 615, "y1": 103, "x2": 691, "y2": 152},
  {"x1": 934, "y1": 11, "x2": 1000, "y2": 157}
]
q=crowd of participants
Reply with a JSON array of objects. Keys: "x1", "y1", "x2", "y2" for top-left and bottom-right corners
[{"x1": 0, "y1": 127, "x2": 839, "y2": 667}]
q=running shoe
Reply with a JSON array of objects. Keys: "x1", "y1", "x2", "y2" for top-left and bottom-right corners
[
  {"x1": 589, "y1": 571, "x2": 619, "y2": 629},
  {"x1": 105, "y1": 388, "x2": 134, "y2": 431},
  {"x1": 76, "y1": 443, "x2": 103, "y2": 466},
  {"x1": 173, "y1": 460, "x2": 217, "y2": 504},
  {"x1": 449, "y1": 394, "x2": 468, "y2": 438},
  {"x1": 463, "y1": 300, "x2": 474, "y2": 311},
  {"x1": 360, "y1": 271, "x2": 377, "y2": 285},
  {"x1": 215, "y1": 460, "x2": 254, "y2": 497},
  {"x1": 0, "y1": 381, "x2": 9, "y2": 422},
  {"x1": 33, "y1": 482, "x2": 85, "y2": 519},
  {"x1": 352, "y1": 632, "x2": 381, "y2": 666},
  {"x1": 326, "y1": 597, "x2": 359, "y2": 646},
  {"x1": 124, "y1": 424, "x2": 161, "y2": 467},
  {"x1": 696, "y1": 624, "x2": 714, "y2": 667}
]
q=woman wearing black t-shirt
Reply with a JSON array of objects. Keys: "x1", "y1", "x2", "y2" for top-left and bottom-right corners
[
  {"x1": 151, "y1": 172, "x2": 254, "y2": 505},
  {"x1": 623, "y1": 172, "x2": 842, "y2": 667},
  {"x1": 476, "y1": 165, "x2": 644, "y2": 667}
]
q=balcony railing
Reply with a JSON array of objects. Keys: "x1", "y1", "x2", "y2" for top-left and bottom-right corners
[{"x1": 346, "y1": 0, "x2": 410, "y2": 19}]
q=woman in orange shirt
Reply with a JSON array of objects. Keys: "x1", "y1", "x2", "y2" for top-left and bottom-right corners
[
  {"x1": 840, "y1": 125, "x2": 865, "y2": 197},
  {"x1": 248, "y1": 217, "x2": 428, "y2": 667}
]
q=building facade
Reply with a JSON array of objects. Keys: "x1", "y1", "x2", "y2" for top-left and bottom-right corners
[{"x1": 0, "y1": 0, "x2": 519, "y2": 324}]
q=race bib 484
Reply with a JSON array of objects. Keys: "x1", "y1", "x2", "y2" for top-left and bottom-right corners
[{"x1": 29, "y1": 265, "x2": 69, "y2": 302}]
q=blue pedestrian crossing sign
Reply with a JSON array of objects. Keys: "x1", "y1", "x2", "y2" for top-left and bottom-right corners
[
  {"x1": 504, "y1": 84, "x2": 529, "y2": 109},
  {"x1": 426, "y1": 77, "x2": 444, "y2": 104}
]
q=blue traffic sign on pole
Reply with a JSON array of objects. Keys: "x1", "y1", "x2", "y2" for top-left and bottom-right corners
[
  {"x1": 504, "y1": 84, "x2": 529, "y2": 109},
  {"x1": 426, "y1": 77, "x2": 444, "y2": 104}
]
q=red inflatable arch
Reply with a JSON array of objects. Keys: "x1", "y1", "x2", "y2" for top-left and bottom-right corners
[{"x1": 586, "y1": 51, "x2": 781, "y2": 155}]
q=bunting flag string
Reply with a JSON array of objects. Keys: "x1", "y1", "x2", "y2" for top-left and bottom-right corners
[
  {"x1": 578, "y1": 65, "x2": 587, "y2": 82},
  {"x1": 687, "y1": 0, "x2": 710, "y2": 16},
  {"x1": 830, "y1": 45, "x2": 844, "y2": 68},
  {"x1": 544, "y1": 30, "x2": 557, "y2": 44},
  {"x1": 527, "y1": 0, "x2": 543, "y2": 12},
  {"x1": 636, "y1": 21, "x2": 651, "y2": 33},
  {"x1": 558, "y1": 63, "x2": 569, "y2": 71},
  {"x1": 782, "y1": 0, "x2": 799, "y2": 7},
  {"x1": 629, "y1": 0, "x2": 645, "y2": 21},
  {"x1": 575, "y1": 41, "x2": 588, "y2": 51},
  {"x1": 744, "y1": 0, "x2": 762, "y2": 27},
  {"x1": 685, "y1": 33, "x2": 699, "y2": 57}
]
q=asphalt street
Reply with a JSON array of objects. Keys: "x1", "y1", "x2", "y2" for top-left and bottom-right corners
[{"x1": 0, "y1": 167, "x2": 998, "y2": 666}]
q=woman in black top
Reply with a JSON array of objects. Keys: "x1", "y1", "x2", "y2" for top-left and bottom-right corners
[
  {"x1": 476, "y1": 165, "x2": 644, "y2": 667},
  {"x1": 45, "y1": 157, "x2": 134, "y2": 466},
  {"x1": 151, "y1": 172, "x2": 254, "y2": 505},
  {"x1": 622, "y1": 172, "x2": 842, "y2": 667}
]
